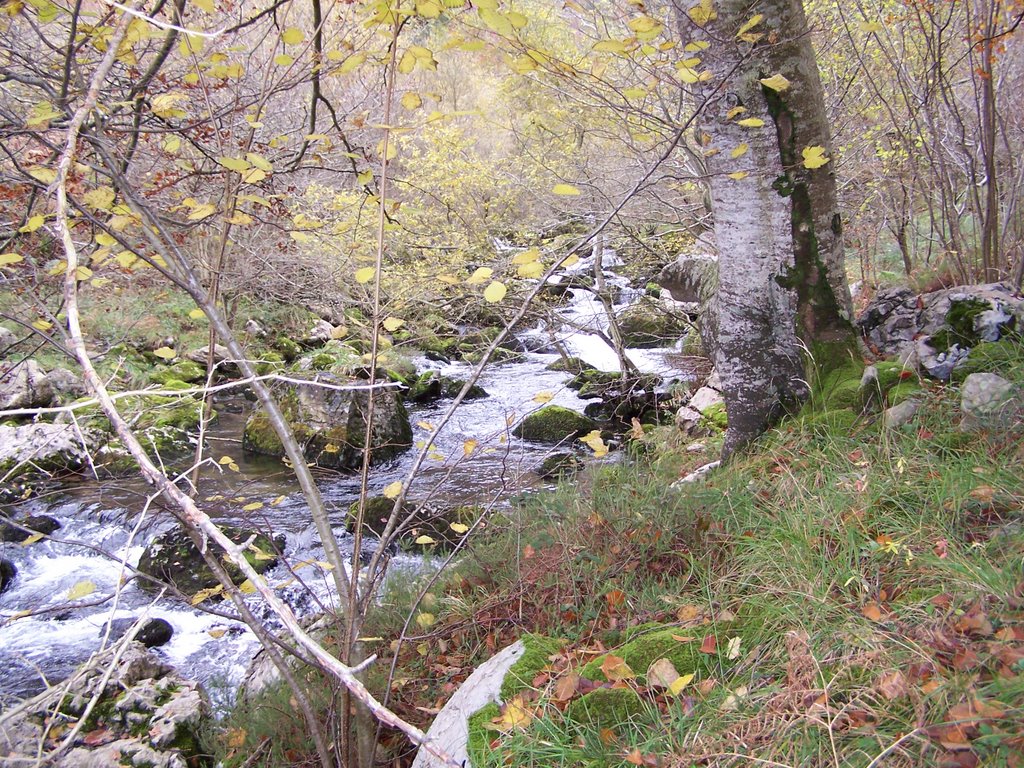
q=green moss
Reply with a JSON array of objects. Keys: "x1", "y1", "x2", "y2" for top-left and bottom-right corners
[
  {"x1": 580, "y1": 626, "x2": 736, "y2": 684},
  {"x1": 617, "y1": 300, "x2": 690, "y2": 348},
  {"x1": 273, "y1": 336, "x2": 302, "y2": 362},
  {"x1": 545, "y1": 357, "x2": 595, "y2": 375},
  {"x1": 536, "y1": 452, "x2": 582, "y2": 479},
  {"x1": 500, "y1": 635, "x2": 564, "y2": 701},
  {"x1": 886, "y1": 380, "x2": 924, "y2": 406},
  {"x1": 466, "y1": 702, "x2": 501, "y2": 768},
  {"x1": 813, "y1": 363, "x2": 865, "y2": 411},
  {"x1": 699, "y1": 401, "x2": 728, "y2": 432},
  {"x1": 950, "y1": 340, "x2": 1024, "y2": 384},
  {"x1": 255, "y1": 351, "x2": 284, "y2": 376},
  {"x1": 512, "y1": 406, "x2": 598, "y2": 444},
  {"x1": 564, "y1": 686, "x2": 645, "y2": 726},
  {"x1": 927, "y1": 298, "x2": 990, "y2": 352},
  {"x1": 310, "y1": 352, "x2": 335, "y2": 370},
  {"x1": 148, "y1": 359, "x2": 205, "y2": 385}
]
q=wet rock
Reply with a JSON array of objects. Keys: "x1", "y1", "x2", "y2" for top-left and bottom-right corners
[
  {"x1": 675, "y1": 373, "x2": 726, "y2": 435},
  {"x1": 0, "y1": 422, "x2": 99, "y2": 490},
  {"x1": 0, "y1": 643, "x2": 206, "y2": 768},
  {"x1": 960, "y1": 373, "x2": 1023, "y2": 430},
  {"x1": 857, "y1": 283, "x2": 1023, "y2": 379},
  {"x1": 0, "y1": 557, "x2": 16, "y2": 594},
  {"x1": 616, "y1": 298, "x2": 691, "y2": 348},
  {"x1": 105, "y1": 618, "x2": 175, "y2": 648},
  {"x1": 513, "y1": 406, "x2": 598, "y2": 443},
  {"x1": 407, "y1": 370, "x2": 487, "y2": 403},
  {"x1": 242, "y1": 373, "x2": 413, "y2": 470},
  {"x1": 149, "y1": 359, "x2": 205, "y2": 385},
  {"x1": 545, "y1": 356, "x2": 595, "y2": 375},
  {"x1": 185, "y1": 343, "x2": 239, "y2": 377},
  {"x1": 43, "y1": 367, "x2": 85, "y2": 401},
  {"x1": 137, "y1": 524, "x2": 285, "y2": 596},
  {"x1": 0, "y1": 514, "x2": 61, "y2": 542},
  {"x1": 536, "y1": 452, "x2": 583, "y2": 479},
  {"x1": 0, "y1": 359, "x2": 55, "y2": 410}
]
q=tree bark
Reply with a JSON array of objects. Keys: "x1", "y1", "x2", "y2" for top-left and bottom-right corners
[{"x1": 676, "y1": 0, "x2": 856, "y2": 457}]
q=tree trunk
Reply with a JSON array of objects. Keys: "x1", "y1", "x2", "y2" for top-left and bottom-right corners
[{"x1": 677, "y1": 0, "x2": 856, "y2": 456}]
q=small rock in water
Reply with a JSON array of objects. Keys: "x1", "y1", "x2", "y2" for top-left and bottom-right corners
[
  {"x1": 0, "y1": 514, "x2": 61, "y2": 542},
  {"x1": 104, "y1": 618, "x2": 175, "y2": 648},
  {"x1": 0, "y1": 558, "x2": 16, "y2": 594}
]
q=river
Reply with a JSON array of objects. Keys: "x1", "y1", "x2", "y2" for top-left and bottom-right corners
[{"x1": 0, "y1": 247, "x2": 699, "y2": 711}]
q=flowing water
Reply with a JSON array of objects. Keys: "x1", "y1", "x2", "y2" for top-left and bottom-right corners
[{"x1": 0, "y1": 247, "x2": 700, "y2": 710}]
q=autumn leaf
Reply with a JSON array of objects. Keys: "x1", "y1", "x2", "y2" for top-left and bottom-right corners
[
  {"x1": 759, "y1": 73, "x2": 791, "y2": 91},
  {"x1": 449, "y1": 522, "x2": 469, "y2": 534},
  {"x1": 699, "y1": 634, "x2": 717, "y2": 654},
  {"x1": 415, "y1": 535, "x2": 437, "y2": 545},
  {"x1": 67, "y1": 580, "x2": 96, "y2": 600},
  {"x1": 600, "y1": 654, "x2": 635, "y2": 681},
  {"x1": 801, "y1": 145, "x2": 830, "y2": 169},
  {"x1": 552, "y1": 183, "x2": 581, "y2": 196},
  {"x1": 861, "y1": 602, "x2": 884, "y2": 622},
  {"x1": 355, "y1": 267, "x2": 376, "y2": 284},
  {"x1": 486, "y1": 696, "x2": 534, "y2": 732},
  {"x1": 383, "y1": 480, "x2": 403, "y2": 499},
  {"x1": 646, "y1": 657, "x2": 681, "y2": 688},
  {"x1": 483, "y1": 281, "x2": 507, "y2": 303},
  {"x1": 466, "y1": 267, "x2": 492, "y2": 285}
]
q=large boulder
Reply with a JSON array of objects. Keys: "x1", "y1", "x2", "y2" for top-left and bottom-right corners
[
  {"x1": 513, "y1": 406, "x2": 598, "y2": 443},
  {"x1": 0, "y1": 359, "x2": 55, "y2": 410},
  {"x1": 0, "y1": 642, "x2": 207, "y2": 768},
  {"x1": 857, "y1": 283, "x2": 1023, "y2": 379},
  {"x1": 0, "y1": 422, "x2": 99, "y2": 492},
  {"x1": 658, "y1": 245, "x2": 719, "y2": 354},
  {"x1": 137, "y1": 524, "x2": 285, "y2": 596},
  {"x1": 242, "y1": 373, "x2": 413, "y2": 470},
  {"x1": 616, "y1": 298, "x2": 692, "y2": 348}
]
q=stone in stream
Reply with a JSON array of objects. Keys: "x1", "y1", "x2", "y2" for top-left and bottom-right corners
[
  {"x1": 616, "y1": 297, "x2": 692, "y2": 349},
  {"x1": 0, "y1": 557, "x2": 16, "y2": 594},
  {"x1": 0, "y1": 514, "x2": 61, "y2": 542},
  {"x1": 512, "y1": 406, "x2": 598, "y2": 444},
  {"x1": 242, "y1": 373, "x2": 413, "y2": 471},
  {"x1": 137, "y1": 524, "x2": 285, "y2": 596},
  {"x1": 104, "y1": 618, "x2": 175, "y2": 648}
]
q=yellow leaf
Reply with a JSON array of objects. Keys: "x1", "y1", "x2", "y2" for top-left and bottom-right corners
[
  {"x1": 189, "y1": 308, "x2": 206, "y2": 320},
  {"x1": 622, "y1": 87, "x2": 647, "y2": 99},
  {"x1": 736, "y1": 13, "x2": 763, "y2": 38},
  {"x1": 208, "y1": 629, "x2": 226, "y2": 638},
  {"x1": 684, "y1": 40, "x2": 710, "y2": 52},
  {"x1": 627, "y1": 15, "x2": 663, "y2": 40},
  {"x1": 483, "y1": 281, "x2": 507, "y2": 303},
  {"x1": 238, "y1": 579, "x2": 257, "y2": 594},
  {"x1": 242, "y1": 501, "x2": 264, "y2": 511},
  {"x1": 242, "y1": 168, "x2": 267, "y2": 184},
  {"x1": 552, "y1": 183, "x2": 580, "y2": 196},
  {"x1": 802, "y1": 145, "x2": 830, "y2": 169},
  {"x1": 647, "y1": 657, "x2": 681, "y2": 688},
  {"x1": 737, "y1": 117, "x2": 765, "y2": 128},
  {"x1": 218, "y1": 455, "x2": 234, "y2": 465},
  {"x1": 339, "y1": 52, "x2": 366, "y2": 74},
  {"x1": 74, "y1": 266, "x2": 92, "y2": 281},
  {"x1": 759, "y1": 73, "x2": 791, "y2": 92},
  {"x1": 512, "y1": 248, "x2": 541, "y2": 265},
  {"x1": 517, "y1": 261, "x2": 544, "y2": 279},
  {"x1": 415, "y1": 535, "x2": 437, "y2": 545},
  {"x1": 415, "y1": 612, "x2": 436, "y2": 628},
  {"x1": 731, "y1": 143, "x2": 749, "y2": 158},
  {"x1": 728, "y1": 171, "x2": 749, "y2": 180},
  {"x1": 228, "y1": 212, "x2": 253, "y2": 226},
  {"x1": 726, "y1": 636, "x2": 742, "y2": 659},
  {"x1": 32, "y1": 318, "x2": 52, "y2": 331},
  {"x1": 400, "y1": 92, "x2": 422, "y2": 110},
  {"x1": 382, "y1": 317, "x2": 404, "y2": 332},
  {"x1": 191, "y1": 584, "x2": 224, "y2": 605},
  {"x1": 28, "y1": 166, "x2": 56, "y2": 184},
  {"x1": 398, "y1": 50, "x2": 416, "y2": 74},
  {"x1": 463, "y1": 439, "x2": 478, "y2": 457},
  {"x1": 66, "y1": 580, "x2": 96, "y2": 600},
  {"x1": 858, "y1": 20, "x2": 883, "y2": 32},
  {"x1": 726, "y1": 106, "x2": 747, "y2": 119},
  {"x1": 533, "y1": 391, "x2": 554, "y2": 403},
  {"x1": 22, "y1": 215, "x2": 45, "y2": 233},
  {"x1": 510, "y1": 54, "x2": 538, "y2": 74},
  {"x1": 479, "y1": 7, "x2": 514, "y2": 36},
  {"x1": 280, "y1": 27, "x2": 304, "y2": 45},
  {"x1": 355, "y1": 266, "x2": 376, "y2": 284},
  {"x1": 580, "y1": 429, "x2": 608, "y2": 458},
  {"x1": 416, "y1": 0, "x2": 442, "y2": 17},
  {"x1": 561, "y1": 254, "x2": 580, "y2": 268},
  {"x1": 506, "y1": 10, "x2": 528, "y2": 28},
  {"x1": 0, "y1": 253, "x2": 24, "y2": 266},
  {"x1": 449, "y1": 522, "x2": 469, "y2": 534},
  {"x1": 383, "y1": 480, "x2": 403, "y2": 499},
  {"x1": 669, "y1": 672, "x2": 695, "y2": 694},
  {"x1": 322, "y1": 443, "x2": 339, "y2": 453},
  {"x1": 21, "y1": 532, "x2": 45, "y2": 546},
  {"x1": 187, "y1": 203, "x2": 216, "y2": 220},
  {"x1": 466, "y1": 267, "x2": 492, "y2": 285},
  {"x1": 687, "y1": 0, "x2": 716, "y2": 25},
  {"x1": 600, "y1": 654, "x2": 635, "y2": 681},
  {"x1": 676, "y1": 66, "x2": 701, "y2": 84},
  {"x1": 151, "y1": 92, "x2": 186, "y2": 118},
  {"x1": 274, "y1": 54, "x2": 294, "y2": 66},
  {"x1": 488, "y1": 696, "x2": 534, "y2": 731},
  {"x1": 153, "y1": 346, "x2": 176, "y2": 360},
  {"x1": 217, "y1": 156, "x2": 250, "y2": 173},
  {"x1": 593, "y1": 39, "x2": 627, "y2": 54}
]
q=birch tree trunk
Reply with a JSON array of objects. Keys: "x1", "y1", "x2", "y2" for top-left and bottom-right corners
[{"x1": 677, "y1": 0, "x2": 856, "y2": 457}]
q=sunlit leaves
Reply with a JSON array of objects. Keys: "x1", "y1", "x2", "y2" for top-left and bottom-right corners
[
  {"x1": 217, "y1": 156, "x2": 250, "y2": 173},
  {"x1": 483, "y1": 281, "x2": 507, "y2": 302},
  {"x1": 383, "y1": 480, "x2": 403, "y2": 499},
  {"x1": 66, "y1": 580, "x2": 96, "y2": 601},
  {"x1": 802, "y1": 145, "x2": 831, "y2": 169},
  {"x1": 627, "y1": 15, "x2": 663, "y2": 41},
  {"x1": 280, "y1": 27, "x2": 304, "y2": 45},
  {"x1": 737, "y1": 117, "x2": 765, "y2": 128},
  {"x1": 687, "y1": 0, "x2": 717, "y2": 26},
  {"x1": 400, "y1": 92, "x2": 422, "y2": 110},
  {"x1": 355, "y1": 267, "x2": 376, "y2": 284},
  {"x1": 486, "y1": 696, "x2": 534, "y2": 732},
  {"x1": 187, "y1": 203, "x2": 216, "y2": 220},
  {"x1": 0, "y1": 253, "x2": 24, "y2": 266},
  {"x1": 580, "y1": 429, "x2": 608, "y2": 458},
  {"x1": 449, "y1": 522, "x2": 469, "y2": 534},
  {"x1": 736, "y1": 14, "x2": 764, "y2": 43},
  {"x1": 593, "y1": 39, "x2": 627, "y2": 54},
  {"x1": 21, "y1": 215, "x2": 45, "y2": 233},
  {"x1": 463, "y1": 439, "x2": 478, "y2": 457},
  {"x1": 730, "y1": 143, "x2": 749, "y2": 158},
  {"x1": 479, "y1": 8, "x2": 515, "y2": 37},
  {"x1": 466, "y1": 267, "x2": 492, "y2": 285},
  {"x1": 759, "y1": 73, "x2": 791, "y2": 92},
  {"x1": 151, "y1": 92, "x2": 187, "y2": 119},
  {"x1": 552, "y1": 183, "x2": 580, "y2": 196},
  {"x1": 517, "y1": 261, "x2": 544, "y2": 279},
  {"x1": 26, "y1": 101, "x2": 61, "y2": 128},
  {"x1": 28, "y1": 166, "x2": 56, "y2": 184},
  {"x1": 414, "y1": 535, "x2": 437, "y2": 545}
]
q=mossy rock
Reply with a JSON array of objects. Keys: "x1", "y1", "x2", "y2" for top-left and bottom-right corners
[
  {"x1": 568, "y1": 370, "x2": 623, "y2": 396},
  {"x1": 814, "y1": 363, "x2": 865, "y2": 411},
  {"x1": 545, "y1": 357, "x2": 596, "y2": 375},
  {"x1": 950, "y1": 340, "x2": 1024, "y2": 384},
  {"x1": 466, "y1": 703, "x2": 501, "y2": 768},
  {"x1": 581, "y1": 626, "x2": 739, "y2": 685},
  {"x1": 565, "y1": 686, "x2": 646, "y2": 726},
  {"x1": 926, "y1": 298, "x2": 991, "y2": 352},
  {"x1": 512, "y1": 406, "x2": 598, "y2": 444},
  {"x1": 886, "y1": 379, "x2": 924, "y2": 406},
  {"x1": 272, "y1": 336, "x2": 302, "y2": 362},
  {"x1": 148, "y1": 360, "x2": 205, "y2": 385},
  {"x1": 407, "y1": 370, "x2": 487, "y2": 403},
  {"x1": 536, "y1": 452, "x2": 583, "y2": 479},
  {"x1": 138, "y1": 525, "x2": 284, "y2": 596},
  {"x1": 310, "y1": 352, "x2": 335, "y2": 371},
  {"x1": 700, "y1": 401, "x2": 728, "y2": 431},
  {"x1": 255, "y1": 350, "x2": 284, "y2": 376},
  {"x1": 617, "y1": 299, "x2": 690, "y2": 348}
]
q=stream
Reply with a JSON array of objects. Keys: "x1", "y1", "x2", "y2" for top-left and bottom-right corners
[{"x1": 0, "y1": 247, "x2": 699, "y2": 711}]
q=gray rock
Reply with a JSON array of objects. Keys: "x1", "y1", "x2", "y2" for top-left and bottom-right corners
[
  {"x1": 0, "y1": 359, "x2": 55, "y2": 410},
  {"x1": 658, "y1": 251, "x2": 717, "y2": 304},
  {"x1": 0, "y1": 325, "x2": 17, "y2": 354},
  {"x1": 672, "y1": 460, "x2": 722, "y2": 486},
  {"x1": 688, "y1": 385, "x2": 723, "y2": 413},
  {"x1": 858, "y1": 283, "x2": 1023, "y2": 379},
  {"x1": 43, "y1": 367, "x2": 85, "y2": 400},
  {"x1": 308, "y1": 318, "x2": 335, "y2": 342},
  {"x1": 0, "y1": 422, "x2": 98, "y2": 482},
  {"x1": 882, "y1": 399, "x2": 920, "y2": 429},
  {"x1": 412, "y1": 641, "x2": 526, "y2": 768},
  {"x1": 0, "y1": 514, "x2": 61, "y2": 542},
  {"x1": 185, "y1": 344, "x2": 239, "y2": 376},
  {"x1": 243, "y1": 318, "x2": 267, "y2": 338},
  {"x1": 243, "y1": 374, "x2": 413, "y2": 470},
  {"x1": 960, "y1": 373, "x2": 1023, "y2": 430}
]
